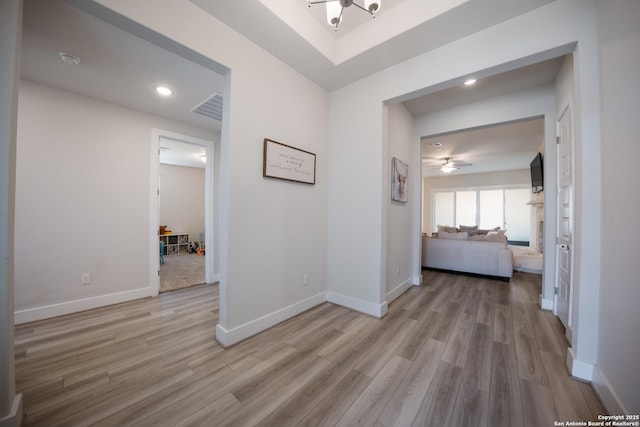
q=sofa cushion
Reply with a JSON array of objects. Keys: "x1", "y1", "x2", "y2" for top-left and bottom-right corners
[
  {"x1": 459, "y1": 225, "x2": 478, "y2": 231},
  {"x1": 438, "y1": 231, "x2": 469, "y2": 240}
]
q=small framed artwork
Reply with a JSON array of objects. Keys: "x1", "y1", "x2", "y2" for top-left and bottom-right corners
[
  {"x1": 391, "y1": 157, "x2": 408, "y2": 202},
  {"x1": 263, "y1": 138, "x2": 316, "y2": 185}
]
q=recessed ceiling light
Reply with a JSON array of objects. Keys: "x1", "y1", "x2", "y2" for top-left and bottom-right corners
[
  {"x1": 59, "y1": 52, "x2": 80, "y2": 66},
  {"x1": 155, "y1": 86, "x2": 173, "y2": 96},
  {"x1": 464, "y1": 78, "x2": 477, "y2": 86}
]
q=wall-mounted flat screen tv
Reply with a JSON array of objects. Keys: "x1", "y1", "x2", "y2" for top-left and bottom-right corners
[{"x1": 530, "y1": 152, "x2": 544, "y2": 193}]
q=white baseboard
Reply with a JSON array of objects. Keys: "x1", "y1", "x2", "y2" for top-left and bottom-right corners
[
  {"x1": 386, "y1": 279, "x2": 413, "y2": 305},
  {"x1": 327, "y1": 291, "x2": 387, "y2": 318},
  {"x1": 215, "y1": 292, "x2": 326, "y2": 348},
  {"x1": 566, "y1": 347, "x2": 594, "y2": 382},
  {"x1": 592, "y1": 365, "x2": 627, "y2": 415},
  {"x1": 14, "y1": 287, "x2": 154, "y2": 324},
  {"x1": 0, "y1": 394, "x2": 22, "y2": 427},
  {"x1": 412, "y1": 274, "x2": 422, "y2": 286},
  {"x1": 539, "y1": 294, "x2": 554, "y2": 310},
  {"x1": 210, "y1": 273, "x2": 220, "y2": 284}
]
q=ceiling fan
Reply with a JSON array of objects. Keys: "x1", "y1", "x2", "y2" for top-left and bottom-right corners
[{"x1": 424, "y1": 157, "x2": 472, "y2": 173}]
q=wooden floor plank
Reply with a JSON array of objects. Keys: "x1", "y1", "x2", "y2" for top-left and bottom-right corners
[
  {"x1": 336, "y1": 355, "x2": 411, "y2": 427},
  {"x1": 411, "y1": 361, "x2": 464, "y2": 427},
  {"x1": 520, "y1": 378, "x2": 558, "y2": 427},
  {"x1": 378, "y1": 338, "x2": 445, "y2": 427},
  {"x1": 493, "y1": 303, "x2": 514, "y2": 344},
  {"x1": 488, "y1": 342, "x2": 524, "y2": 426},
  {"x1": 14, "y1": 274, "x2": 607, "y2": 427},
  {"x1": 541, "y1": 350, "x2": 594, "y2": 422},
  {"x1": 512, "y1": 300, "x2": 548, "y2": 385}
]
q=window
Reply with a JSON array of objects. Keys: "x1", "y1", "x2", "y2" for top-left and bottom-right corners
[
  {"x1": 504, "y1": 188, "x2": 531, "y2": 242},
  {"x1": 456, "y1": 191, "x2": 476, "y2": 227},
  {"x1": 432, "y1": 186, "x2": 531, "y2": 242},
  {"x1": 434, "y1": 192, "x2": 454, "y2": 228}
]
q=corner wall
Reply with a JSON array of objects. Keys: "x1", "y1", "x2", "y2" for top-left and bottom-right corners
[
  {"x1": 14, "y1": 80, "x2": 214, "y2": 322},
  {"x1": 327, "y1": 0, "x2": 601, "y2": 390},
  {"x1": 92, "y1": 0, "x2": 330, "y2": 346},
  {"x1": 384, "y1": 103, "x2": 416, "y2": 304}
]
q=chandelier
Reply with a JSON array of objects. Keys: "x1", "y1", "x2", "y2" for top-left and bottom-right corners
[{"x1": 307, "y1": 0, "x2": 382, "y2": 30}]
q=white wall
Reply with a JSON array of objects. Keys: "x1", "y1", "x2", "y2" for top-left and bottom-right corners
[
  {"x1": 593, "y1": 0, "x2": 640, "y2": 415},
  {"x1": 384, "y1": 103, "x2": 415, "y2": 301},
  {"x1": 422, "y1": 169, "x2": 530, "y2": 233},
  {"x1": 93, "y1": 0, "x2": 330, "y2": 346},
  {"x1": 159, "y1": 164, "x2": 205, "y2": 243},
  {"x1": 14, "y1": 80, "x2": 214, "y2": 322}
]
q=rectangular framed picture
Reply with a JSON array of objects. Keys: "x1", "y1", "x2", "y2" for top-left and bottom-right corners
[
  {"x1": 391, "y1": 157, "x2": 408, "y2": 202},
  {"x1": 263, "y1": 138, "x2": 316, "y2": 185}
]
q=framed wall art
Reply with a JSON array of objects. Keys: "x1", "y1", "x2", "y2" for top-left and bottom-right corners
[
  {"x1": 263, "y1": 138, "x2": 316, "y2": 185},
  {"x1": 391, "y1": 157, "x2": 408, "y2": 202}
]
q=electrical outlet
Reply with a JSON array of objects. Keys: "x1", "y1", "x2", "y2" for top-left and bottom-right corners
[
  {"x1": 80, "y1": 273, "x2": 91, "y2": 285},
  {"x1": 303, "y1": 274, "x2": 310, "y2": 286}
]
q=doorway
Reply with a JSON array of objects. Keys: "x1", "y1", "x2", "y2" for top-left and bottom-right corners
[{"x1": 151, "y1": 129, "x2": 215, "y2": 295}]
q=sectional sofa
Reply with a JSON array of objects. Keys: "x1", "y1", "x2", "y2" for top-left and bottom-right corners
[{"x1": 422, "y1": 231, "x2": 513, "y2": 280}]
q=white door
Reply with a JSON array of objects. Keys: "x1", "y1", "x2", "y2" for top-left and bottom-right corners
[{"x1": 555, "y1": 106, "x2": 573, "y2": 330}]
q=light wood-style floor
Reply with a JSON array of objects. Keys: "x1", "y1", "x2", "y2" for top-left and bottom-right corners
[{"x1": 15, "y1": 270, "x2": 606, "y2": 426}]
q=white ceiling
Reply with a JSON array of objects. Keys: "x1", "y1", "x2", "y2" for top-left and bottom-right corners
[
  {"x1": 192, "y1": 0, "x2": 555, "y2": 91},
  {"x1": 20, "y1": 0, "x2": 562, "y2": 173},
  {"x1": 21, "y1": 0, "x2": 225, "y2": 134},
  {"x1": 421, "y1": 118, "x2": 544, "y2": 177},
  {"x1": 405, "y1": 57, "x2": 563, "y2": 117},
  {"x1": 412, "y1": 57, "x2": 563, "y2": 177},
  {"x1": 159, "y1": 139, "x2": 207, "y2": 169}
]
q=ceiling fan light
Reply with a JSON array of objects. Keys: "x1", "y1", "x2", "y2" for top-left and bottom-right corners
[
  {"x1": 441, "y1": 165, "x2": 454, "y2": 173},
  {"x1": 326, "y1": 2, "x2": 342, "y2": 26},
  {"x1": 364, "y1": 0, "x2": 381, "y2": 14}
]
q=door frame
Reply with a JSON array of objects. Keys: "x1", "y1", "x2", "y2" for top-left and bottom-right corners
[{"x1": 150, "y1": 128, "x2": 216, "y2": 295}]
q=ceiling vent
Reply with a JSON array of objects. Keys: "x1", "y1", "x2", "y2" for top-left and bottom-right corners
[{"x1": 191, "y1": 92, "x2": 223, "y2": 121}]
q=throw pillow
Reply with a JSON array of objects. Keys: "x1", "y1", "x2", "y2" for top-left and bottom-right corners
[
  {"x1": 459, "y1": 225, "x2": 478, "y2": 231},
  {"x1": 477, "y1": 227, "x2": 500, "y2": 235},
  {"x1": 485, "y1": 229, "x2": 507, "y2": 243},
  {"x1": 437, "y1": 225, "x2": 459, "y2": 233},
  {"x1": 470, "y1": 235, "x2": 487, "y2": 241}
]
